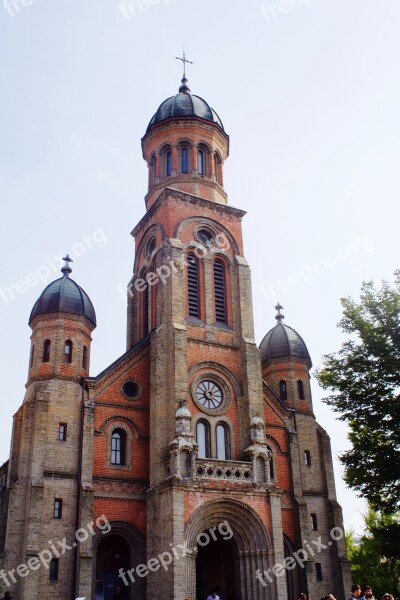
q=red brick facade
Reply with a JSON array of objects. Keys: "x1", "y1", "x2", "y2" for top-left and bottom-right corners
[{"x1": 0, "y1": 80, "x2": 351, "y2": 600}]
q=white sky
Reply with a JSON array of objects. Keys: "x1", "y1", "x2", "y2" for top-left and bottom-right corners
[{"x1": 2, "y1": 0, "x2": 400, "y2": 534}]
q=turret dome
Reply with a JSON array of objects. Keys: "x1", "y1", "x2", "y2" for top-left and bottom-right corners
[
  {"x1": 259, "y1": 304, "x2": 311, "y2": 366},
  {"x1": 146, "y1": 76, "x2": 224, "y2": 133},
  {"x1": 29, "y1": 256, "x2": 96, "y2": 327}
]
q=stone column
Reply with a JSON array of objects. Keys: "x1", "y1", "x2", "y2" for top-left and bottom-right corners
[
  {"x1": 185, "y1": 549, "x2": 197, "y2": 599},
  {"x1": 270, "y1": 493, "x2": 287, "y2": 600}
]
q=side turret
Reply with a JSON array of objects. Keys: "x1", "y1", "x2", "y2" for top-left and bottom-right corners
[
  {"x1": 259, "y1": 304, "x2": 313, "y2": 415},
  {"x1": 27, "y1": 255, "x2": 96, "y2": 385}
]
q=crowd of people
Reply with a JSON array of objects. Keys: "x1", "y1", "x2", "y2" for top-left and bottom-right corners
[
  {"x1": 296, "y1": 585, "x2": 398, "y2": 600},
  {"x1": 186, "y1": 585, "x2": 398, "y2": 600}
]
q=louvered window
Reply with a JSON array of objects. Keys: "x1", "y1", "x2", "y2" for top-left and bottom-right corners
[
  {"x1": 187, "y1": 253, "x2": 200, "y2": 318},
  {"x1": 214, "y1": 259, "x2": 227, "y2": 324}
]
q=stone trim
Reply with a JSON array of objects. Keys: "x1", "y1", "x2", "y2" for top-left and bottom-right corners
[{"x1": 131, "y1": 188, "x2": 246, "y2": 238}]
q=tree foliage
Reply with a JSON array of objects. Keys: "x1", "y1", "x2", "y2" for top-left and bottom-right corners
[
  {"x1": 316, "y1": 271, "x2": 400, "y2": 512},
  {"x1": 345, "y1": 509, "x2": 400, "y2": 599}
]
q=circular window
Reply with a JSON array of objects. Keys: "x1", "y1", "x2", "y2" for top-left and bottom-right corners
[
  {"x1": 191, "y1": 371, "x2": 232, "y2": 415},
  {"x1": 122, "y1": 380, "x2": 140, "y2": 400},
  {"x1": 196, "y1": 380, "x2": 223, "y2": 409},
  {"x1": 146, "y1": 237, "x2": 156, "y2": 258},
  {"x1": 196, "y1": 228, "x2": 214, "y2": 246}
]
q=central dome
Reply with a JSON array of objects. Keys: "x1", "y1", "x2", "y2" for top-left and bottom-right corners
[{"x1": 146, "y1": 77, "x2": 224, "y2": 132}]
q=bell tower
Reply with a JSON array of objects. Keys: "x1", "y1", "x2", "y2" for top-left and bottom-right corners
[{"x1": 125, "y1": 68, "x2": 282, "y2": 600}]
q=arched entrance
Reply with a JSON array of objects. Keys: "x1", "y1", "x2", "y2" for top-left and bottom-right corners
[
  {"x1": 284, "y1": 536, "x2": 299, "y2": 600},
  {"x1": 92, "y1": 521, "x2": 146, "y2": 600},
  {"x1": 185, "y1": 499, "x2": 273, "y2": 600},
  {"x1": 96, "y1": 534, "x2": 129, "y2": 600},
  {"x1": 196, "y1": 528, "x2": 239, "y2": 600}
]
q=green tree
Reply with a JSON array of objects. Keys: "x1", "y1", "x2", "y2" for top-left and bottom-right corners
[
  {"x1": 345, "y1": 509, "x2": 400, "y2": 599},
  {"x1": 316, "y1": 271, "x2": 400, "y2": 513}
]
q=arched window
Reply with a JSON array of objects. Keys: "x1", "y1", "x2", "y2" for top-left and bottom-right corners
[
  {"x1": 267, "y1": 445, "x2": 275, "y2": 480},
  {"x1": 64, "y1": 340, "x2": 73, "y2": 364},
  {"x1": 187, "y1": 253, "x2": 200, "y2": 319},
  {"x1": 141, "y1": 271, "x2": 149, "y2": 336},
  {"x1": 43, "y1": 340, "x2": 51, "y2": 363},
  {"x1": 111, "y1": 429, "x2": 126, "y2": 466},
  {"x1": 197, "y1": 149, "x2": 205, "y2": 175},
  {"x1": 279, "y1": 380, "x2": 287, "y2": 401},
  {"x1": 216, "y1": 423, "x2": 230, "y2": 460},
  {"x1": 149, "y1": 153, "x2": 157, "y2": 185},
  {"x1": 196, "y1": 420, "x2": 210, "y2": 459},
  {"x1": 181, "y1": 147, "x2": 189, "y2": 174},
  {"x1": 82, "y1": 346, "x2": 88, "y2": 369},
  {"x1": 214, "y1": 152, "x2": 222, "y2": 185},
  {"x1": 297, "y1": 380, "x2": 305, "y2": 400},
  {"x1": 30, "y1": 345, "x2": 35, "y2": 368},
  {"x1": 166, "y1": 150, "x2": 172, "y2": 176},
  {"x1": 214, "y1": 259, "x2": 227, "y2": 324}
]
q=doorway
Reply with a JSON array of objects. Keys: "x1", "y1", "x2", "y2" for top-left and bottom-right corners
[
  {"x1": 96, "y1": 534, "x2": 130, "y2": 600},
  {"x1": 196, "y1": 529, "x2": 239, "y2": 600}
]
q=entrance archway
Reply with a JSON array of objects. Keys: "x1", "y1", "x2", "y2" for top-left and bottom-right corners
[
  {"x1": 96, "y1": 534, "x2": 129, "y2": 600},
  {"x1": 92, "y1": 521, "x2": 146, "y2": 600},
  {"x1": 185, "y1": 499, "x2": 273, "y2": 600},
  {"x1": 196, "y1": 528, "x2": 239, "y2": 600}
]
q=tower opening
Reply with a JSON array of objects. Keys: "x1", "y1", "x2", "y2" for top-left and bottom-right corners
[{"x1": 196, "y1": 529, "x2": 239, "y2": 600}]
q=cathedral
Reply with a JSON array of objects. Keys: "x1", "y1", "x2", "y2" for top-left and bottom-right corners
[{"x1": 0, "y1": 69, "x2": 351, "y2": 600}]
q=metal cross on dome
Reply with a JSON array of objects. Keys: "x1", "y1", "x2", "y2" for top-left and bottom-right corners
[
  {"x1": 62, "y1": 254, "x2": 74, "y2": 268},
  {"x1": 175, "y1": 50, "x2": 193, "y2": 78},
  {"x1": 275, "y1": 302, "x2": 285, "y2": 323}
]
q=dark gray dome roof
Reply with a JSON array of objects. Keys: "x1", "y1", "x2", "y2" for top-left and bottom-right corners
[
  {"x1": 29, "y1": 268, "x2": 96, "y2": 327},
  {"x1": 146, "y1": 78, "x2": 224, "y2": 132},
  {"x1": 260, "y1": 323, "x2": 312, "y2": 365}
]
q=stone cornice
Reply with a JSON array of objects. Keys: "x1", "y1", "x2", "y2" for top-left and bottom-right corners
[
  {"x1": 29, "y1": 311, "x2": 95, "y2": 332},
  {"x1": 145, "y1": 175, "x2": 228, "y2": 205},
  {"x1": 131, "y1": 188, "x2": 246, "y2": 238},
  {"x1": 26, "y1": 375, "x2": 83, "y2": 388},
  {"x1": 141, "y1": 116, "x2": 230, "y2": 151}
]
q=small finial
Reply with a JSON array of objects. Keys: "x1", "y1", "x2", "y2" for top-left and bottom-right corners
[
  {"x1": 275, "y1": 302, "x2": 285, "y2": 323},
  {"x1": 61, "y1": 254, "x2": 73, "y2": 277},
  {"x1": 175, "y1": 51, "x2": 193, "y2": 94}
]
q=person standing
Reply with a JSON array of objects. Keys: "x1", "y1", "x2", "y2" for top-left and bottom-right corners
[
  {"x1": 349, "y1": 585, "x2": 362, "y2": 600},
  {"x1": 113, "y1": 585, "x2": 123, "y2": 600},
  {"x1": 360, "y1": 586, "x2": 376, "y2": 600}
]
